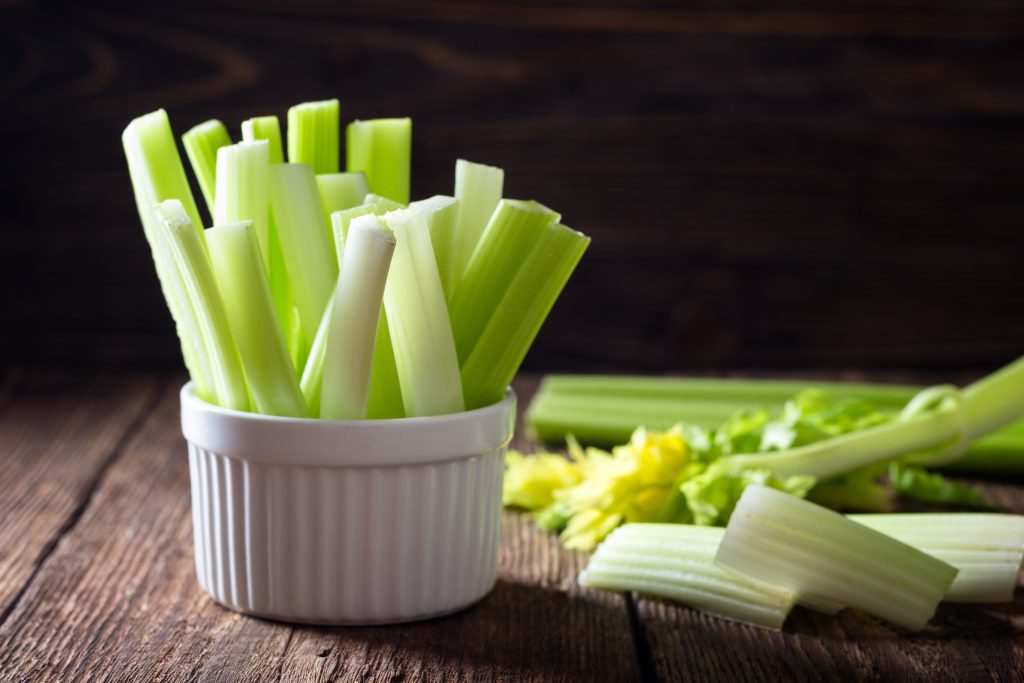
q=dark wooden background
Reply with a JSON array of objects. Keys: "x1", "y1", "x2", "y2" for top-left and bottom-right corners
[{"x1": 3, "y1": 0, "x2": 1023, "y2": 374}]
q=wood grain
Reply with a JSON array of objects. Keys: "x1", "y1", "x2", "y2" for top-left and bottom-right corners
[
  {"x1": 0, "y1": 373, "x2": 159, "y2": 621},
  {"x1": 0, "y1": 376, "x2": 639, "y2": 682},
  {"x1": 2, "y1": 1, "x2": 1023, "y2": 374}
]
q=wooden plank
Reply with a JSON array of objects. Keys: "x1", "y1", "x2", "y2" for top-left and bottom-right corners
[
  {"x1": 0, "y1": 376, "x2": 639, "y2": 682},
  {"x1": 0, "y1": 373, "x2": 160, "y2": 621}
]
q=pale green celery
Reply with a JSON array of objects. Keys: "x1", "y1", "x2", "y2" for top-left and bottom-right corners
[
  {"x1": 449, "y1": 199, "x2": 560, "y2": 363},
  {"x1": 205, "y1": 221, "x2": 307, "y2": 417},
  {"x1": 288, "y1": 99, "x2": 340, "y2": 173},
  {"x1": 366, "y1": 193, "x2": 405, "y2": 211},
  {"x1": 849, "y1": 514, "x2": 1024, "y2": 603},
  {"x1": 365, "y1": 311, "x2": 405, "y2": 419},
  {"x1": 123, "y1": 110, "x2": 210, "y2": 395},
  {"x1": 716, "y1": 486, "x2": 957, "y2": 630},
  {"x1": 724, "y1": 357, "x2": 1024, "y2": 480},
  {"x1": 241, "y1": 115, "x2": 284, "y2": 163},
  {"x1": 381, "y1": 209, "x2": 464, "y2": 417},
  {"x1": 407, "y1": 195, "x2": 459, "y2": 300},
  {"x1": 182, "y1": 119, "x2": 231, "y2": 217},
  {"x1": 299, "y1": 298, "x2": 333, "y2": 417},
  {"x1": 214, "y1": 141, "x2": 271, "y2": 270},
  {"x1": 154, "y1": 200, "x2": 249, "y2": 412},
  {"x1": 268, "y1": 163, "x2": 339, "y2": 348},
  {"x1": 449, "y1": 159, "x2": 503, "y2": 293},
  {"x1": 319, "y1": 215, "x2": 396, "y2": 419},
  {"x1": 346, "y1": 118, "x2": 412, "y2": 204},
  {"x1": 330, "y1": 197, "x2": 407, "y2": 263},
  {"x1": 580, "y1": 524, "x2": 794, "y2": 629},
  {"x1": 461, "y1": 223, "x2": 590, "y2": 409},
  {"x1": 317, "y1": 172, "x2": 369, "y2": 226}
]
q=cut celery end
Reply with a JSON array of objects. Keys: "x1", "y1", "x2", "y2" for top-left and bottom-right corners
[
  {"x1": 450, "y1": 159, "x2": 503, "y2": 293},
  {"x1": 154, "y1": 200, "x2": 249, "y2": 412},
  {"x1": 320, "y1": 215, "x2": 395, "y2": 420},
  {"x1": 381, "y1": 208, "x2": 464, "y2": 417},
  {"x1": 300, "y1": 297, "x2": 332, "y2": 418},
  {"x1": 317, "y1": 172, "x2": 369, "y2": 226},
  {"x1": 408, "y1": 195, "x2": 459, "y2": 301},
  {"x1": 268, "y1": 163, "x2": 339, "y2": 347},
  {"x1": 449, "y1": 199, "x2": 561, "y2": 364},
  {"x1": 206, "y1": 220, "x2": 307, "y2": 417},
  {"x1": 288, "y1": 99, "x2": 340, "y2": 174},
  {"x1": 346, "y1": 118, "x2": 412, "y2": 204},
  {"x1": 182, "y1": 119, "x2": 231, "y2": 218},
  {"x1": 241, "y1": 115, "x2": 284, "y2": 164},
  {"x1": 461, "y1": 222, "x2": 589, "y2": 409},
  {"x1": 214, "y1": 141, "x2": 271, "y2": 271},
  {"x1": 330, "y1": 196, "x2": 406, "y2": 270},
  {"x1": 716, "y1": 486, "x2": 957, "y2": 630}
]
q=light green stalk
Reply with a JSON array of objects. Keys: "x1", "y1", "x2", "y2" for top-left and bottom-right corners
[
  {"x1": 206, "y1": 221, "x2": 307, "y2": 417},
  {"x1": 299, "y1": 298, "x2": 333, "y2": 418},
  {"x1": 182, "y1": 119, "x2": 231, "y2": 218},
  {"x1": 317, "y1": 172, "x2": 369, "y2": 227},
  {"x1": 288, "y1": 99, "x2": 340, "y2": 173},
  {"x1": 268, "y1": 163, "x2": 339, "y2": 350},
  {"x1": 461, "y1": 222, "x2": 590, "y2": 409},
  {"x1": 408, "y1": 195, "x2": 459, "y2": 300},
  {"x1": 214, "y1": 141, "x2": 271, "y2": 270},
  {"x1": 381, "y1": 208, "x2": 464, "y2": 417},
  {"x1": 449, "y1": 159, "x2": 503, "y2": 292},
  {"x1": 346, "y1": 118, "x2": 412, "y2": 204},
  {"x1": 241, "y1": 115, "x2": 284, "y2": 163},
  {"x1": 154, "y1": 200, "x2": 249, "y2": 412},
  {"x1": 320, "y1": 215, "x2": 396, "y2": 419}
]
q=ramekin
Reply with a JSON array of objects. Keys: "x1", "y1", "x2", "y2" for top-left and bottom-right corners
[{"x1": 180, "y1": 383, "x2": 516, "y2": 624}]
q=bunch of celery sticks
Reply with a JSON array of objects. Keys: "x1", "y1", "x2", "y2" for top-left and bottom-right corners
[{"x1": 123, "y1": 99, "x2": 589, "y2": 419}]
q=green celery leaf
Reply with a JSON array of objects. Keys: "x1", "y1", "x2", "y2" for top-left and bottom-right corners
[{"x1": 888, "y1": 463, "x2": 992, "y2": 509}]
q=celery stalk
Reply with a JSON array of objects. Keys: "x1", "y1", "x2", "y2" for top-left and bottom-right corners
[
  {"x1": 317, "y1": 172, "x2": 369, "y2": 225},
  {"x1": 449, "y1": 199, "x2": 561, "y2": 364},
  {"x1": 407, "y1": 195, "x2": 459, "y2": 300},
  {"x1": 214, "y1": 141, "x2": 271, "y2": 271},
  {"x1": 346, "y1": 118, "x2": 412, "y2": 204},
  {"x1": 461, "y1": 222, "x2": 590, "y2": 409},
  {"x1": 449, "y1": 159, "x2": 503, "y2": 293},
  {"x1": 206, "y1": 221, "x2": 307, "y2": 417},
  {"x1": 320, "y1": 215, "x2": 396, "y2": 419},
  {"x1": 241, "y1": 115, "x2": 284, "y2": 164},
  {"x1": 268, "y1": 163, "x2": 339, "y2": 349},
  {"x1": 579, "y1": 524, "x2": 794, "y2": 629},
  {"x1": 154, "y1": 200, "x2": 249, "y2": 412},
  {"x1": 182, "y1": 119, "x2": 231, "y2": 218},
  {"x1": 365, "y1": 311, "x2": 405, "y2": 419},
  {"x1": 287, "y1": 99, "x2": 340, "y2": 173},
  {"x1": 381, "y1": 208, "x2": 464, "y2": 417},
  {"x1": 716, "y1": 486, "x2": 957, "y2": 630},
  {"x1": 849, "y1": 513, "x2": 1024, "y2": 603},
  {"x1": 299, "y1": 298, "x2": 333, "y2": 417}
]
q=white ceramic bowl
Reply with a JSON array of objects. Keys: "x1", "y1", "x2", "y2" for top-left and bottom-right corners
[{"x1": 180, "y1": 383, "x2": 516, "y2": 624}]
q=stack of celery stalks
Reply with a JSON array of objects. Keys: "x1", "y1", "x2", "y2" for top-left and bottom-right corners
[{"x1": 122, "y1": 99, "x2": 590, "y2": 420}]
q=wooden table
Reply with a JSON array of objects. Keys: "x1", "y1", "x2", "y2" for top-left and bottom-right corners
[{"x1": 1, "y1": 372, "x2": 1022, "y2": 682}]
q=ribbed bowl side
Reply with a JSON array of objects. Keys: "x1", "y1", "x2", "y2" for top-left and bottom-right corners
[{"x1": 187, "y1": 443, "x2": 505, "y2": 624}]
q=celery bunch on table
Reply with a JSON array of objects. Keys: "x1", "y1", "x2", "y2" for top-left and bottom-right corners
[{"x1": 122, "y1": 103, "x2": 589, "y2": 419}]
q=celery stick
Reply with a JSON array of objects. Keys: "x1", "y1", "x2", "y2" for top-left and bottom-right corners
[
  {"x1": 580, "y1": 524, "x2": 794, "y2": 629},
  {"x1": 268, "y1": 163, "x2": 339, "y2": 348},
  {"x1": 206, "y1": 221, "x2": 307, "y2": 417},
  {"x1": 365, "y1": 311, "x2": 405, "y2": 419},
  {"x1": 317, "y1": 172, "x2": 368, "y2": 225},
  {"x1": 182, "y1": 119, "x2": 231, "y2": 218},
  {"x1": 299, "y1": 298, "x2": 332, "y2": 417},
  {"x1": 407, "y1": 195, "x2": 459, "y2": 300},
  {"x1": 214, "y1": 141, "x2": 271, "y2": 270},
  {"x1": 288, "y1": 99, "x2": 340, "y2": 174},
  {"x1": 449, "y1": 199, "x2": 561, "y2": 364},
  {"x1": 319, "y1": 216, "x2": 396, "y2": 419},
  {"x1": 716, "y1": 486, "x2": 957, "y2": 630},
  {"x1": 123, "y1": 111, "x2": 210, "y2": 397},
  {"x1": 366, "y1": 193, "x2": 406, "y2": 211},
  {"x1": 461, "y1": 222, "x2": 590, "y2": 409},
  {"x1": 154, "y1": 200, "x2": 249, "y2": 412},
  {"x1": 381, "y1": 208, "x2": 464, "y2": 417},
  {"x1": 346, "y1": 118, "x2": 412, "y2": 204},
  {"x1": 849, "y1": 513, "x2": 1024, "y2": 603},
  {"x1": 241, "y1": 115, "x2": 284, "y2": 164},
  {"x1": 450, "y1": 159, "x2": 503, "y2": 293}
]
